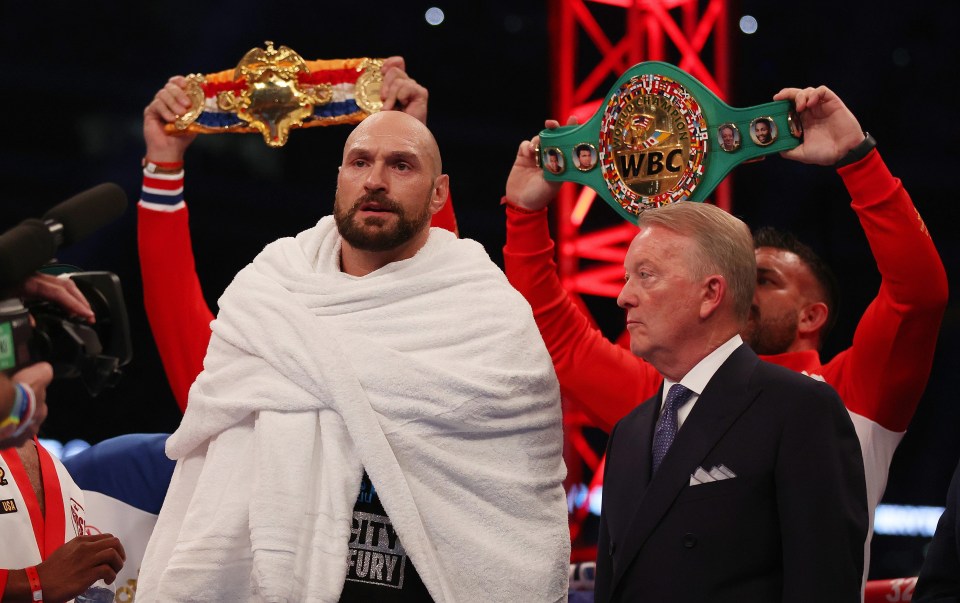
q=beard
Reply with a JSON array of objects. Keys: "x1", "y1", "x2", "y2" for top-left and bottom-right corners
[
  {"x1": 743, "y1": 304, "x2": 798, "y2": 355},
  {"x1": 334, "y1": 190, "x2": 432, "y2": 252}
]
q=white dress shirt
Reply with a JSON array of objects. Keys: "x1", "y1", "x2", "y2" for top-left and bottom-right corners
[{"x1": 661, "y1": 334, "x2": 743, "y2": 429}]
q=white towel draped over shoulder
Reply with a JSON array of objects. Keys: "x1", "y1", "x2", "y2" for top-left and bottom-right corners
[{"x1": 137, "y1": 217, "x2": 569, "y2": 603}]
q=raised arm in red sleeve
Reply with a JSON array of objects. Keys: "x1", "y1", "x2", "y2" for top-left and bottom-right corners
[
  {"x1": 821, "y1": 149, "x2": 948, "y2": 432},
  {"x1": 137, "y1": 200, "x2": 213, "y2": 412},
  {"x1": 503, "y1": 201, "x2": 660, "y2": 432}
]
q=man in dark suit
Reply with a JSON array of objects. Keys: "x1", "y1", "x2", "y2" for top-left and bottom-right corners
[
  {"x1": 914, "y1": 458, "x2": 960, "y2": 601},
  {"x1": 595, "y1": 201, "x2": 868, "y2": 602}
]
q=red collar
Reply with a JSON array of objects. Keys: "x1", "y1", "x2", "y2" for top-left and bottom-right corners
[
  {"x1": 0, "y1": 438, "x2": 68, "y2": 559},
  {"x1": 758, "y1": 349, "x2": 823, "y2": 376}
]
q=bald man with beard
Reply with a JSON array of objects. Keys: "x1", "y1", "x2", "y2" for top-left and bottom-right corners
[{"x1": 136, "y1": 110, "x2": 570, "y2": 603}]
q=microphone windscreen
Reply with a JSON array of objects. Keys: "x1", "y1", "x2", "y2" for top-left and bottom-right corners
[
  {"x1": 0, "y1": 219, "x2": 58, "y2": 290},
  {"x1": 43, "y1": 183, "x2": 128, "y2": 246}
]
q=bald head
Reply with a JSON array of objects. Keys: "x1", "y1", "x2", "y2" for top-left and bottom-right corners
[
  {"x1": 334, "y1": 109, "x2": 451, "y2": 276},
  {"x1": 343, "y1": 111, "x2": 443, "y2": 177}
]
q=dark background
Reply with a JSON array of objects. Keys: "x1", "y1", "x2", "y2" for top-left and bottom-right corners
[{"x1": 2, "y1": 0, "x2": 958, "y2": 580}]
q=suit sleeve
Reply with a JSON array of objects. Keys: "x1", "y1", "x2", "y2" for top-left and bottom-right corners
[
  {"x1": 138, "y1": 173, "x2": 214, "y2": 413},
  {"x1": 502, "y1": 201, "x2": 661, "y2": 431},
  {"x1": 826, "y1": 149, "x2": 948, "y2": 432},
  {"x1": 914, "y1": 461, "x2": 960, "y2": 602},
  {"x1": 775, "y1": 380, "x2": 868, "y2": 602}
]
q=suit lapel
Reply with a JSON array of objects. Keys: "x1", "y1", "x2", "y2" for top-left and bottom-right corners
[
  {"x1": 633, "y1": 385, "x2": 661, "y2": 487},
  {"x1": 604, "y1": 388, "x2": 660, "y2": 534},
  {"x1": 611, "y1": 345, "x2": 762, "y2": 590}
]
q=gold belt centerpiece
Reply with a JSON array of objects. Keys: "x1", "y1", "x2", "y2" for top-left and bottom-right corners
[{"x1": 166, "y1": 41, "x2": 384, "y2": 147}]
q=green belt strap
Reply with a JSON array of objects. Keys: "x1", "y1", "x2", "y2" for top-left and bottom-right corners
[{"x1": 539, "y1": 61, "x2": 801, "y2": 223}]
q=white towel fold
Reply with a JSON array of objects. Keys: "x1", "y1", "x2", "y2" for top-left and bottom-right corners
[{"x1": 138, "y1": 217, "x2": 570, "y2": 602}]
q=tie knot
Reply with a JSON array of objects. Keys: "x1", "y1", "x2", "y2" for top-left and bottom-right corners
[{"x1": 665, "y1": 384, "x2": 693, "y2": 411}]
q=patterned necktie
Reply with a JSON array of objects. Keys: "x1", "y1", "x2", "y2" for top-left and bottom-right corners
[{"x1": 651, "y1": 384, "x2": 694, "y2": 474}]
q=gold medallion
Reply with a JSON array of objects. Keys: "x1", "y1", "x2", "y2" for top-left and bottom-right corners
[
  {"x1": 354, "y1": 58, "x2": 385, "y2": 115},
  {"x1": 541, "y1": 147, "x2": 566, "y2": 175},
  {"x1": 174, "y1": 74, "x2": 207, "y2": 130},
  {"x1": 749, "y1": 116, "x2": 777, "y2": 147},
  {"x1": 598, "y1": 73, "x2": 707, "y2": 213},
  {"x1": 212, "y1": 41, "x2": 332, "y2": 147},
  {"x1": 787, "y1": 109, "x2": 803, "y2": 139},
  {"x1": 574, "y1": 143, "x2": 598, "y2": 171},
  {"x1": 717, "y1": 123, "x2": 741, "y2": 152}
]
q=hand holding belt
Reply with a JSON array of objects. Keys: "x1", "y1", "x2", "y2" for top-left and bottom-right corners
[
  {"x1": 539, "y1": 61, "x2": 803, "y2": 223},
  {"x1": 165, "y1": 41, "x2": 385, "y2": 147}
]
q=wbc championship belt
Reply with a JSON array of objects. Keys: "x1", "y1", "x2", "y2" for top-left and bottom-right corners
[
  {"x1": 538, "y1": 61, "x2": 803, "y2": 223},
  {"x1": 165, "y1": 41, "x2": 385, "y2": 147}
]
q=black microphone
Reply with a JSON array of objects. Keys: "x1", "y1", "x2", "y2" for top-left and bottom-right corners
[
  {"x1": 0, "y1": 219, "x2": 58, "y2": 290},
  {"x1": 43, "y1": 182, "x2": 128, "y2": 247},
  {"x1": 0, "y1": 183, "x2": 128, "y2": 289}
]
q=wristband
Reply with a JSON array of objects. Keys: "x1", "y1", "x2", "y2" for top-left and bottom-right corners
[
  {"x1": 501, "y1": 197, "x2": 545, "y2": 214},
  {"x1": 24, "y1": 565, "x2": 42, "y2": 602},
  {"x1": 141, "y1": 166, "x2": 185, "y2": 207},
  {"x1": 833, "y1": 132, "x2": 876, "y2": 169},
  {"x1": 142, "y1": 158, "x2": 185, "y2": 175},
  {"x1": 0, "y1": 383, "x2": 33, "y2": 435},
  {"x1": 164, "y1": 41, "x2": 386, "y2": 147},
  {"x1": 11, "y1": 383, "x2": 36, "y2": 438}
]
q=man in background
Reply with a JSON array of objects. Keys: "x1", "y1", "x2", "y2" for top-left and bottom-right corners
[
  {"x1": 1, "y1": 273, "x2": 126, "y2": 602},
  {"x1": 598, "y1": 200, "x2": 866, "y2": 601},
  {"x1": 500, "y1": 84, "x2": 948, "y2": 583}
]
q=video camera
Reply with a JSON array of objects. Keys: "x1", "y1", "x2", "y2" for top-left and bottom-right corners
[{"x1": 0, "y1": 183, "x2": 131, "y2": 396}]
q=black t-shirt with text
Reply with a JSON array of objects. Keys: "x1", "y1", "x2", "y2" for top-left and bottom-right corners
[{"x1": 338, "y1": 470, "x2": 433, "y2": 602}]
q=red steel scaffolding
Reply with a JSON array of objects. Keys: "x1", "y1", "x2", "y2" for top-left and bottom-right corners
[{"x1": 546, "y1": 0, "x2": 731, "y2": 561}]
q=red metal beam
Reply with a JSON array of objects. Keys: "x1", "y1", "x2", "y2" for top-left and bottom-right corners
[{"x1": 548, "y1": 0, "x2": 731, "y2": 561}]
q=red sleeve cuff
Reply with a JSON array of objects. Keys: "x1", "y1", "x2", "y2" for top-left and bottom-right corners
[
  {"x1": 501, "y1": 196, "x2": 547, "y2": 215},
  {"x1": 837, "y1": 148, "x2": 898, "y2": 209},
  {"x1": 503, "y1": 197, "x2": 554, "y2": 258}
]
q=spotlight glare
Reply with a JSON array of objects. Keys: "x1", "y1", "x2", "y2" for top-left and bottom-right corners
[
  {"x1": 739, "y1": 15, "x2": 758, "y2": 35},
  {"x1": 425, "y1": 7, "x2": 445, "y2": 26}
]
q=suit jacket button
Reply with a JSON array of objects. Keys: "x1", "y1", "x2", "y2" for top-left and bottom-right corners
[{"x1": 682, "y1": 533, "x2": 697, "y2": 548}]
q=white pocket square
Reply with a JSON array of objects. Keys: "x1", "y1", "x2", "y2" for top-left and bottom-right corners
[{"x1": 689, "y1": 464, "x2": 737, "y2": 486}]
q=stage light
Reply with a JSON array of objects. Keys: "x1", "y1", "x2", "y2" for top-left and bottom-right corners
[
  {"x1": 875, "y1": 504, "x2": 945, "y2": 537},
  {"x1": 739, "y1": 15, "x2": 758, "y2": 35},
  {"x1": 892, "y1": 48, "x2": 911, "y2": 67},
  {"x1": 575, "y1": 485, "x2": 946, "y2": 536},
  {"x1": 37, "y1": 437, "x2": 91, "y2": 459},
  {"x1": 63, "y1": 438, "x2": 92, "y2": 458},
  {"x1": 425, "y1": 7, "x2": 445, "y2": 26}
]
